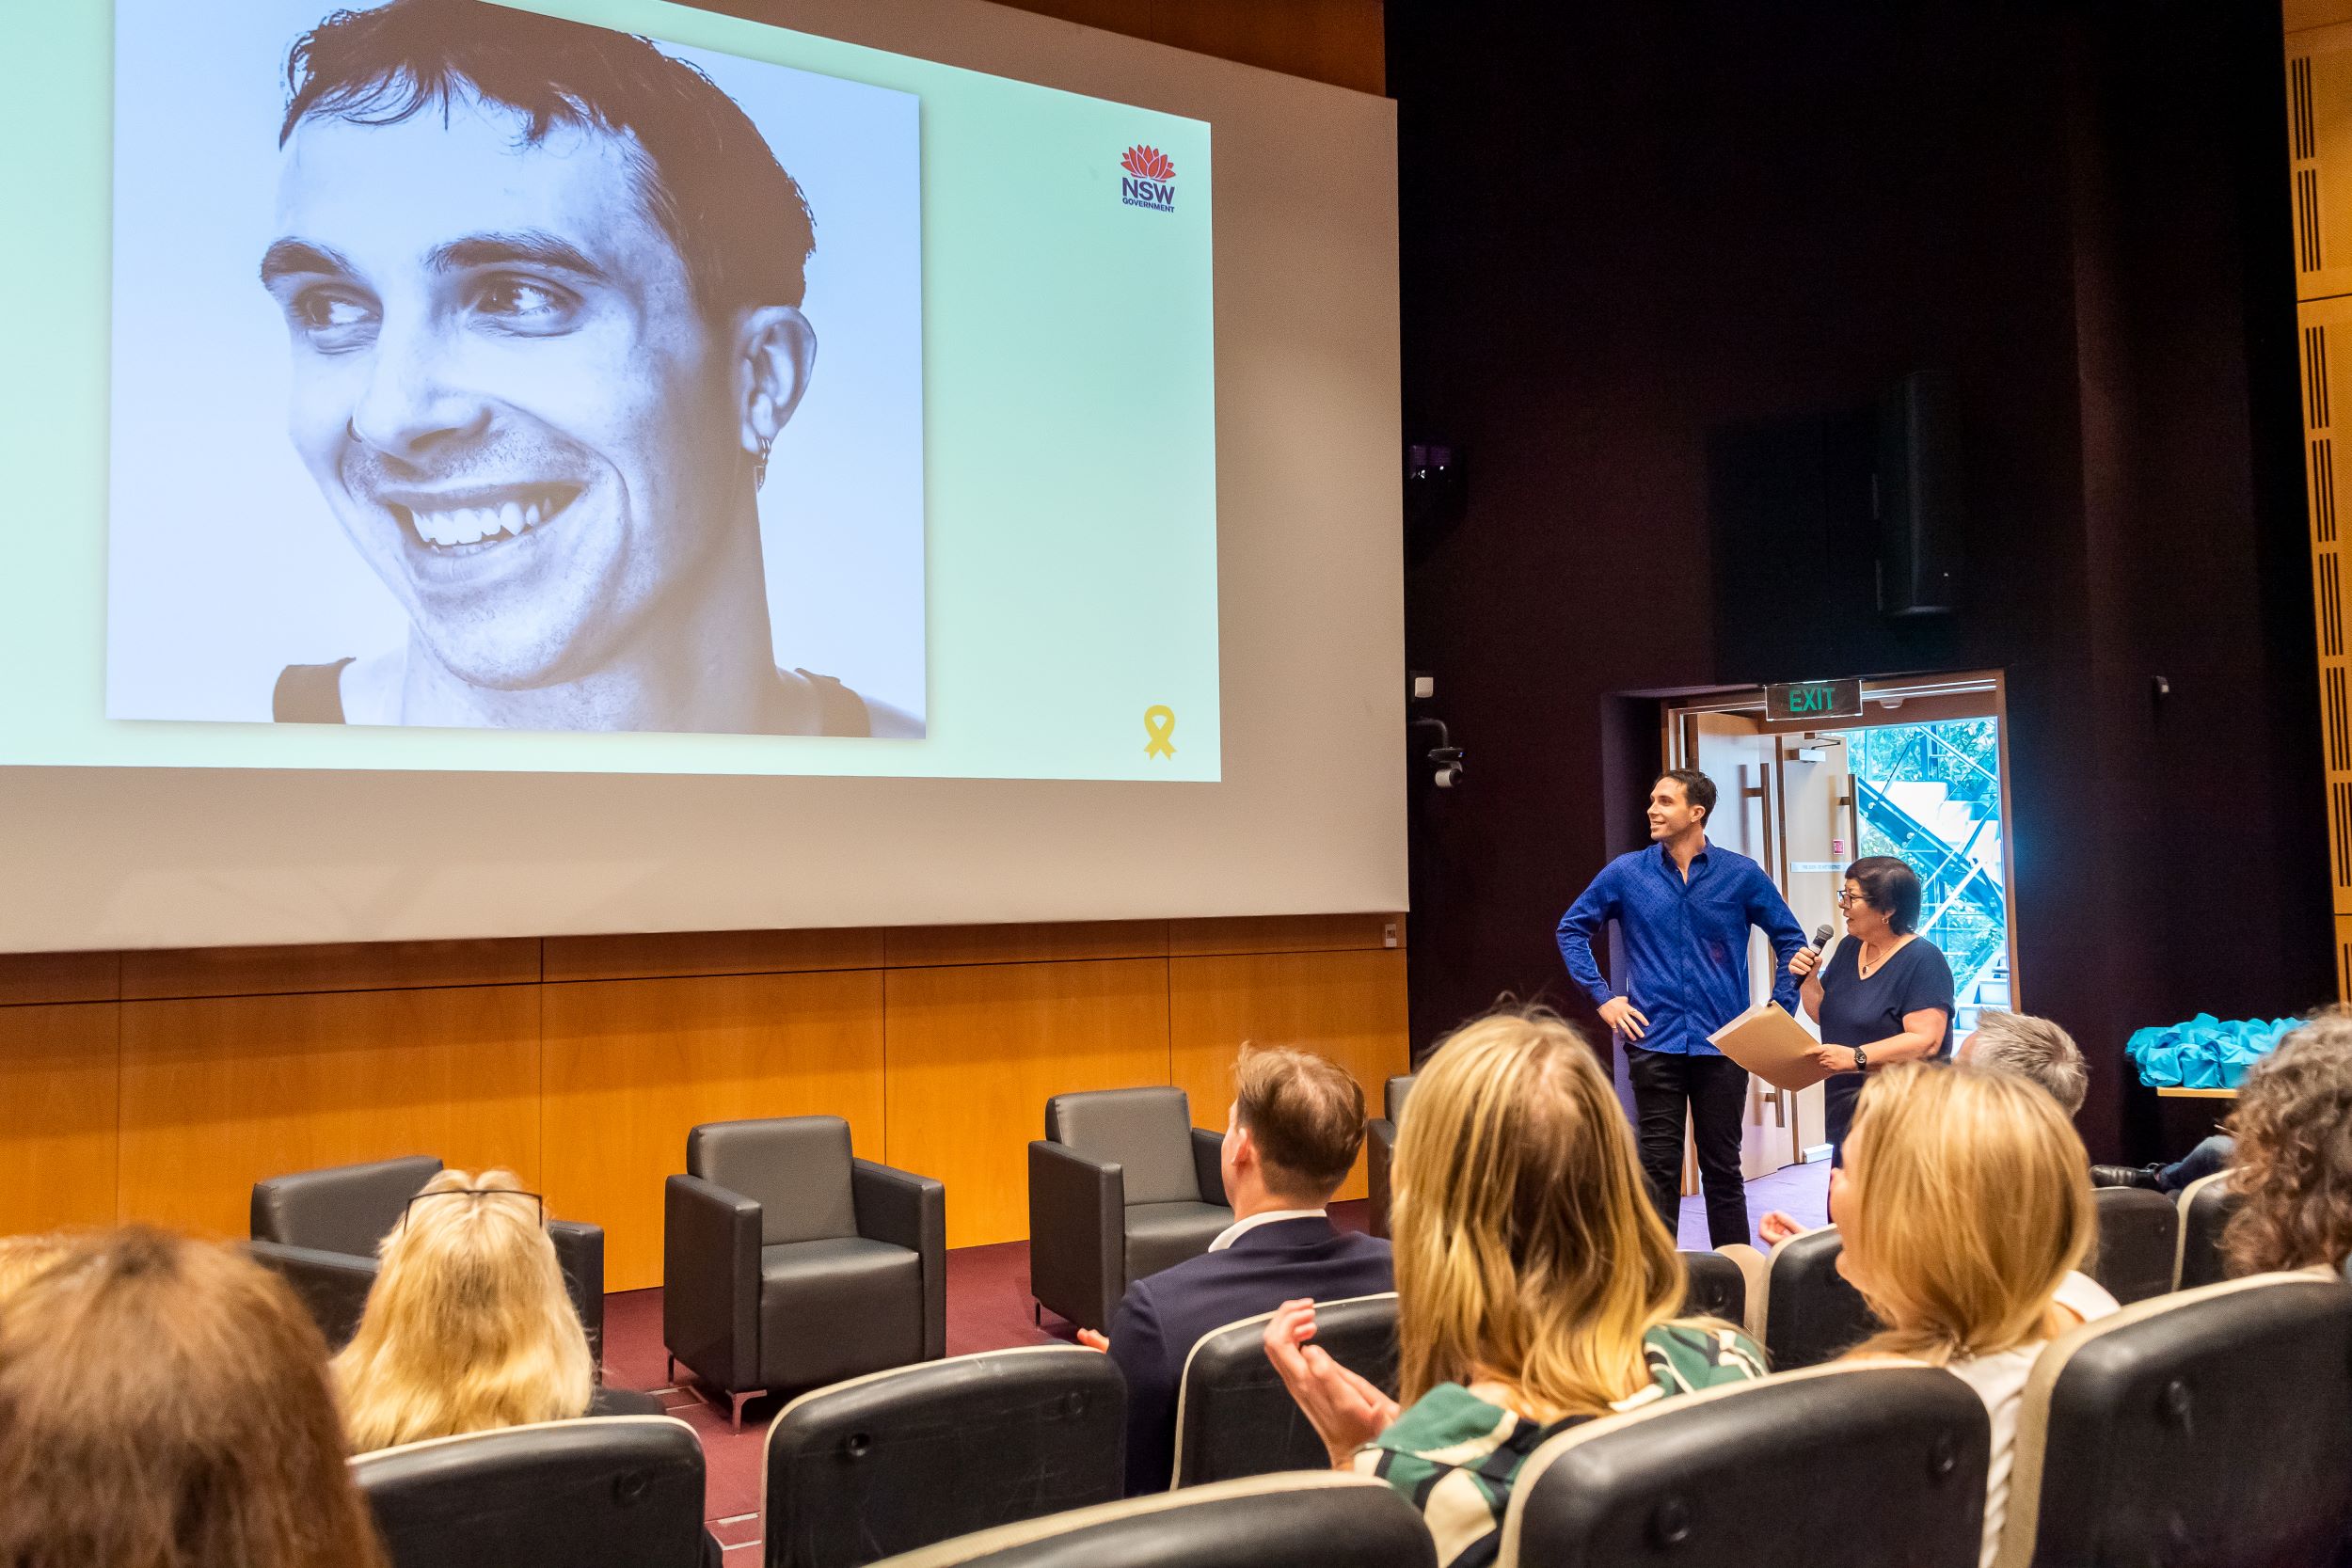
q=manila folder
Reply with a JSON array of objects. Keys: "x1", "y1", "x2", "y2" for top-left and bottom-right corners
[{"x1": 1707, "y1": 1002, "x2": 1829, "y2": 1091}]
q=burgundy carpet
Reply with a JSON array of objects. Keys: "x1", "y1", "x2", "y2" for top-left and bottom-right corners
[{"x1": 601, "y1": 1170, "x2": 1831, "y2": 1554}]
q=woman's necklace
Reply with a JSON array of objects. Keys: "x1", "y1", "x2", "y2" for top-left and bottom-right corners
[{"x1": 1858, "y1": 936, "x2": 1905, "y2": 979}]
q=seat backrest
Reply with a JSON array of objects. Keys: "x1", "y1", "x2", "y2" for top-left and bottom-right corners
[
  {"x1": 1043, "y1": 1087, "x2": 1199, "y2": 1206},
  {"x1": 1172, "y1": 1292, "x2": 1399, "y2": 1488},
  {"x1": 1761, "y1": 1227, "x2": 1882, "y2": 1370},
  {"x1": 764, "y1": 1346, "x2": 1126, "y2": 1568},
  {"x1": 689, "y1": 1117, "x2": 858, "y2": 1247},
  {"x1": 1384, "y1": 1073, "x2": 1415, "y2": 1124},
  {"x1": 355, "y1": 1416, "x2": 705, "y2": 1568},
  {"x1": 2172, "y1": 1170, "x2": 2243, "y2": 1291},
  {"x1": 1679, "y1": 1250, "x2": 1745, "y2": 1323},
  {"x1": 2084, "y1": 1185, "x2": 2178, "y2": 1306},
  {"x1": 862, "y1": 1472, "x2": 1435, "y2": 1568},
  {"x1": 1500, "y1": 1364, "x2": 1988, "y2": 1568},
  {"x1": 1997, "y1": 1273, "x2": 2352, "y2": 1568},
  {"x1": 250, "y1": 1155, "x2": 444, "y2": 1255}
]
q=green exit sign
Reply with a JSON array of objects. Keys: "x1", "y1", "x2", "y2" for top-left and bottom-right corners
[{"x1": 1767, "y1": 679, "x2": 1864, "y2": 721}]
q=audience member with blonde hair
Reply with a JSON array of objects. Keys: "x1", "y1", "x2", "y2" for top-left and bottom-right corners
[
  {"x1": 1264, "y1": 1006, "x2": 1764, "y2": 1568},
  {"x1": 0, "y1": 1230, "x2": 68, "y2": 1307},
  {"x1": 2221, "y1": 1012, "x2": 2352, "y2": 1277},
  {"x1": 337, "y1": 1167, "x2": 655, "y2": 1452},
  {"x1": 0, "y1": 1226, "x2": 388, "y2": 1568},
  {"x1": 1832, "y1": 1062, "x2": 2095, "y2": 1568}
]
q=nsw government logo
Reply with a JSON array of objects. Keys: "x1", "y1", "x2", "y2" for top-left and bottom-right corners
[{"x1": 1120, "y1": 145, "x2": 1176, "y2": 214}]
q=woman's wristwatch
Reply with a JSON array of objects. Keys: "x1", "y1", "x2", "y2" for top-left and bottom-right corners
[{"x1": 1850, "y1": 1045, "x2": 1870, "y2": 1073}]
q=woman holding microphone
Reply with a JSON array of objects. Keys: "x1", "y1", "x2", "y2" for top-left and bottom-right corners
[{"x1": 1789, "y1": 855, "x2": 1955, "y2": 1163}]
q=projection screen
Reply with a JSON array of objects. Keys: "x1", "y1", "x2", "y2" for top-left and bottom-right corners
[{"x1": 0, "y1": 0, "x2": 1403, "y2": 950}]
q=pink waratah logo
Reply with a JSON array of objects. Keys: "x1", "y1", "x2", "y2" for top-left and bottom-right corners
[
  {"x1": 1120, "y1": 145, "x2": 1177, "y2": 212},
  {"x1": 1121, "y1": 145, "x2": 1176, "y2": 182}
]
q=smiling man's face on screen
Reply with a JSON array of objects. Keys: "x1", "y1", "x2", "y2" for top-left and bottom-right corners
[
  {"x1": 244, "y1": 0, "x2": 912, "y2": 738},
  {"x1": 267, "y1": 103, "x2": 758, "y2": 698}
]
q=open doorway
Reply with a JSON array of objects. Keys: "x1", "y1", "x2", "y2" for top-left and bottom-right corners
[{"x1": 1661, "y1": 671, "x2": 2016, "y2": 1173}]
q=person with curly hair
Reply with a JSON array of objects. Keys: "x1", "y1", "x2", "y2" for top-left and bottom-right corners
[{"x1": 2221, "y1": 1011, "x2": 2352, "y2": 1278}]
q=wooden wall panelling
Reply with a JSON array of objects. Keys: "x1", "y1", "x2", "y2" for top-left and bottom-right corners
[
  {"x1": 120, "y1": 939, "x2": 541, "y2": 1001},
  {"x1": 1168, "y1": 948, "x2": 1409, "y2": 1202},
  {"x1": 0, "y1": 1003, "x2": 120, "y2": 1234},
  {"x1": 1167, "y1": 912, "x2": 1403, "y2": 957},
  {"x1": 117, "y1": 985, "x2": 542, "y2": 1240},
  {"x1": 885, "y1": 958, "x2": 1173, "y2": 1248},
  {"x1": 0, "y1": 950, "x2": 120, "y2": 1007},
  {"x1": 539, "y1": 969, "x2": 888, "y2": 1291},
  {"x1": 883, "y1": 921, "x2": 1168, "y2": 968},
  {"x1": 542, "y1": 927, "x2": 885, "y2": 984}
]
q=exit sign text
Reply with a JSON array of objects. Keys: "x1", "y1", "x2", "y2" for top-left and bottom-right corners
[{"x1": 1766, "y1": 679, "x2": 1864, "y2": 721}]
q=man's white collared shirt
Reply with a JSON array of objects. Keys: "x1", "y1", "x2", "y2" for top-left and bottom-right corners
[{"x1": 1207, "y1": 1208, "x2": 1327, "y2": 1252}]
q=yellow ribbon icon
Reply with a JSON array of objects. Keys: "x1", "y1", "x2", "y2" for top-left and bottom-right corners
[{"x1": 1144, "y1": 705, "x2": 1177, "y2": 759}]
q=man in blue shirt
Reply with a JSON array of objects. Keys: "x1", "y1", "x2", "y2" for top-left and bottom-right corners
[{"x1": 1556, "y1": 768, "x2": 1806, "y2": 1244}]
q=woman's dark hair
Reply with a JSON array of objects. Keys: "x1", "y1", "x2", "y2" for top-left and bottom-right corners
[
  {"x1": 1656, "y1": 768, "x2": 1718, "y2": 824},
  {"x1": 280, "y1": 0, "x2": 814, "y2": 317},
  {"x1": 1845, "y1": 855, "x2": 1923, "y2": 935}
]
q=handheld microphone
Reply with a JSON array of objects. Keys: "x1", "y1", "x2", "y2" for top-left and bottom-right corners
[{"x1": 1807, "y1": 924, "x2": 1834, "y2": 956}]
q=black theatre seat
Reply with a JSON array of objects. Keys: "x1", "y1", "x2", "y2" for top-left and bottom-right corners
[
  {"x1": 1756, "y1": 1227, "x2": 1882, "y2": 1370},
  {"x1": 763, "y1": 1346, "x2": 1126, "y2": 1568},
  {"x1": 1500, "y1": 1365, "x2": 1988, "y2": 1568},
  {"x1": 2171, "y1": 1171, "x2": 2242, "y2": 1291},
  {"x1": 353, "y1": 1415, "x2": 705, "y2": 1568},
  {"x1": 862, "y1": 1473, "x2": 1437, "y2": 1568},
  {"x1": 1679, "y1": 1248, "x2": 1747, "y2": 1323},
  {"x1": 1998, "y1": 1273, "x2": 2352, "y2": 1566},
  {"x1": 249, "y1": 1154, "x2": 605, "y2": 1360},
  {"x1": 1171, "y1": 1292, "x2": 1399, "y2": 1488},
  {"x1": 2084, "y1": 1185, "x2": 2177, "y2": 1306}
]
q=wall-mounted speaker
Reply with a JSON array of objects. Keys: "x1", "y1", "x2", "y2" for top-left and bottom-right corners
[{"x1": 1876, "y1": 370, "x2": 1962, "y2": 615}]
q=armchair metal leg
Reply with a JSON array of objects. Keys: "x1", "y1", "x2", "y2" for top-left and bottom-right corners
[
  {"x1": 731, "y1": 1390, "x2": 754, "y2": 1433},
  {"x1": 665, "y1": 1354, "x2": 676, "y2": 1386},
  {"x1": 1032, "y1": 1298, "x2": 1042, "y2": 1326}
]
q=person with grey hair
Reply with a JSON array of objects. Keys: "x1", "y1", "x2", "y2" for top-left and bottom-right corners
[{"x1": 1955, "y1": 1010, "x2": 2088, "y2": 1115}]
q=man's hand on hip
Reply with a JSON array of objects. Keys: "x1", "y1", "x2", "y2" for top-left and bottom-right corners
[{"x1": 1598, "y1": 996, "x2": 1650, "y2": 1041}]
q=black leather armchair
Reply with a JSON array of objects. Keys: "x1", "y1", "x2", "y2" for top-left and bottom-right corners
[
  {"x1": 1678, "y1": 1249, "x2": 1747, "y2": 1323},
  {"x1": 354, "y1": 1415, "x2": 705, "y2": 1568},
  {"x1": 1171, "y1": 1292, "x2": 1399, "y2": 1488},
  {"x1": 2084, "y1": 1185, "x2": 2177, "y2": 1305},
  {"x1": 1366, "y1": 1074, "x2": 1414, "y2": 1240},
  {"x1": 249, "y1": 1155, "x2": 605, "y2": 1360},
  {"x1": 1756, "y1": 1227, "x2": 1882, "y2": 1370},
  {"x1": 2172, "y1": 1170, "x2": 2242, "y2": 1291},
  {"x1": 764, "y1": 1346, "x2": 1126, "y2": 1568},
  {"x1": 861, "y1": 1473, "x2": 1436, "y2": 1568},
  {"x1": 1501, "y1": 1365, "x2": 1988, "y2": 1568},
  {"x1": 1027, "y1": 1088, "x2": 1232, "y2": 1332},
  {"x1": 1999, "y1": 1274, "x2": 2352, "y2": 1566},
  {"x1": 664, "y1": 1116, "x2": 945, "y2": 1428}
]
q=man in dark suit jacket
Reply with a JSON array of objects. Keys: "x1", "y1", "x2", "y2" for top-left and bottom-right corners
[{"x1": 1078, "y1": 1046, "x2": 1394, "y2": 1495}]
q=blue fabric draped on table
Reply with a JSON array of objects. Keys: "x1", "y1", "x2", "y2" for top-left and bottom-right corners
[{"x1": 2124, "y1": 1014, "x2": 2298, "y2": 1090}]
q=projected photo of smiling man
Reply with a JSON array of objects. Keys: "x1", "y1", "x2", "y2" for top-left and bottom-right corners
[{"x1": 256, "y1": 0, "x2": 917, "y2": 736}]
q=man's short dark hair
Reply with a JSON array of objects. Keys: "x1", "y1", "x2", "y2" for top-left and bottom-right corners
[
  {"x1": 1846, "y1": 854, "x2": 1924, "y2": 935},
  {"x1": 1657, "y1": 768, "x2": 1717, "y2": 824},
  {"x1": 1234, "y1": 1047, "x2": 1367, "y2": 1201},
  {"x1": 281, "y1": 0, "x2": 815, "y2": 317}
]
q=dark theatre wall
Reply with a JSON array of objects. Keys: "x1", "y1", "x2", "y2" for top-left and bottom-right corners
[{"x1": 1389, "y1": 0, "x2": 2331, "y2": 1161}]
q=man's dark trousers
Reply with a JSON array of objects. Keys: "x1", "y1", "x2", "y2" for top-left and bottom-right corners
[{"x1": 1627, "y1": 1046, "x2": 1750, "y2": 1246}]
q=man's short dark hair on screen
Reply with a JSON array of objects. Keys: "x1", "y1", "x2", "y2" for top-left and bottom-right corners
[
  {"x1": 1657, "y1": 768, "x2": 1717, "y2": 823},
  {"x1": 281, "y1": 0, "x2": 814, "y2": 316}
]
